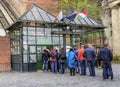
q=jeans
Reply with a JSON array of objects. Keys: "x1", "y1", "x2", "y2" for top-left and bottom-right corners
[
  {"x1": 87, "y1": 60, "x2": 95, "y2": 76},
  {"x1": 43, "y1": 60, "x2": 48, "y2": 71},
  {"x1": 52, "y1": 61, "x2": 57, "y2": 73},
  {"x1": 61, "y1": 62, "x2": 65, "y2": 74},
  {"x1": 80, "y1": 60, "x2": 86, "y2": 75},
  {"x1": 102, "y1": 61, "x2": 113, "y2": 79},
  {"x1": 60, "y1": 59, "x2": 66, "y2": 74},
  {"x1": 78, "y1": 60, "x2": 81, "y2": 73}
]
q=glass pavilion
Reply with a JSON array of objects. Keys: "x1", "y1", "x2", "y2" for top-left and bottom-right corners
[{"x1": 7, "y1": 5, "x2": 105, "y2": 72}]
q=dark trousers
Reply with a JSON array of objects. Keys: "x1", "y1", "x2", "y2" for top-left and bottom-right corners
[
  {"x1": 80, "y1": 60, "x2": 86, "y2": 75},
  {"x1": 87, "y1": 60, "x2": 96, "y2": 76},
  {"x1": 102, "y1": 61, "x2": 113, "y2": 79},
  {"x1": 70, "y1": 68, "x2": 75, "y2": 76},
  {"x1": 61, "y1": 63, "x2": 65, "y2": 74}
]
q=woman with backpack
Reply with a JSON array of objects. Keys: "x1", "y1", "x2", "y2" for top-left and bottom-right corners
[{"x1": 59, "y1": 48, "x2": 66, "y2": 74}]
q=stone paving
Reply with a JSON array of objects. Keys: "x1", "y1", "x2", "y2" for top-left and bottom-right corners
[{"x1": 0, "y1": 64, "x2": 120, "y2": 87}]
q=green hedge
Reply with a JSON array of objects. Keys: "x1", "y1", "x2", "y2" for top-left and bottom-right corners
[
  {"x1": 113, "y1": 55, "x2": 120, "y2": 64},
  {"x1": 37, "y1": 61, "x2": 43, "y2": 70}
]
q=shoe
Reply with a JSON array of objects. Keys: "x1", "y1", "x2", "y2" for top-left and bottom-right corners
[{"x1": 111, "y1": 78, "x2": 113, "y2": 80}]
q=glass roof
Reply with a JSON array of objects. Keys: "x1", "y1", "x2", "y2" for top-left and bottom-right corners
[
  {"x1": 20, "y1": 6, "x2": 56, "y2": 23},
  {"x1": 14, "y1": 5, "x2": 105, "y2": 29},
  {"x1": 64, "y1": 16, "x2": 104, "y2": 28}
]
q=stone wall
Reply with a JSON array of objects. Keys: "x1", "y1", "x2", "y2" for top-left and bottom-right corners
[
  {"x1": 102, "y1": 0, "x2": 120, "y2": 55},
  {"x1": 111, "y1": 6, "x2": 120, "y2": 55},
  {"x1": 0, "y1": 37, "x2": 11, "y2": 71}
]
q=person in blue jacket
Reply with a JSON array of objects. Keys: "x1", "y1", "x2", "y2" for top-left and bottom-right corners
[
  {"x1": 83, "y1": 44, "x2": 96, "y2": 77},
  {"x1": 67, "y1": 47, "x2": 78, "y2": 76},
  {"x1": 100, "y1": 44, "x2": 113, "y2": 80}
]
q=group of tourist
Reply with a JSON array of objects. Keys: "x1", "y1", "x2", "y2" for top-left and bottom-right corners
[
  {"x1": 41, "y1": 48, "x2": 66, "y2": 74},
  {"x1": 41, "y1": 43, "x2": 114, "y2": 80}
]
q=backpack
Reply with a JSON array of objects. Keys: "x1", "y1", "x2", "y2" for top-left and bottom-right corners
[{"x1": 60, "y1": 52, "x2": 66, "y2": 59}]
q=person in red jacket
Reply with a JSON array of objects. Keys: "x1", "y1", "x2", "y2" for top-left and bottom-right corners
[{"x1": 78, "y1": 45, "x2": 86, "y2": 75}]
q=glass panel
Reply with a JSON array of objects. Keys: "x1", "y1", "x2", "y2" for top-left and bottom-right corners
[
  {"x1": 78, "y1": 19, "x2": 87, "y2": 25},
  {"x1": 29, "y1": 54, "x2": 36, "y2": 63},
  {"x1": 89, "y1": 18, "x2": 98, "y2": 25},
  {"x1": 32, "y1": 11, "x2": 43, "y2": 21},
  {"x1": 29, "y1": 46, "x2": 36, "y2": 53},
  {"x1": 23, "y1": 45, "x2": 28, "y2": 53},
  {"x1": 60, "y1": 37, "x2": 63, "y2": 44},
  {"x1": 28, "y1": 27, "x2": 35, "y2": 35},
  {"x1": 36, "y1": 28, "x2": 44, "y2": 36},
  {"x1": 41, "y1": 46, "x2": 46, "y2": 51},
  {"x1": 37, "y1": 46, "x2": 42, "y2": 53},
  {"x1": 47, "y1": 14, "x2": 56, "y2": 21},
  {"x1": 23, "y1": 54, "x2": 28, "y2": 63},
  {"x1": 23, "y1": 36, "x2": 27, "y2": 44},
  {"x1": 53, "y1": 37, "x2": 59, "y2": 45},
  {"x1": 26, "y1": 11, "x2": 35, "y2": 21},
  {"x1": 40, "y1": 12, "x2": 50, "y2": 22},
  {"x1": 28, "y1": 36, "x2": 35, "y2": 44},
  {"x1": 45, "y1": 28, "x2": 51, "y2": 36},
  {"x1": 36, "y1": 47, "x2": 42, "y2": 61},
  {"x1": 23, "y1": 27, "x2": 27, "y2": 35},
  {"x1": 74, "y1": 19, "x2": 82, "y2": 24},
  {"x1": 84, "y1": 17, "x2": 93, "y2": 25}
]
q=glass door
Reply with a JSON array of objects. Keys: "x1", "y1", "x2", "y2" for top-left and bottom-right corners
[
  {"x1": 36, "y1": 46, "x2": 46, "y2": 70},
  {"x1": 28, "y1": 45, "x2": 37, "y2": 71}
]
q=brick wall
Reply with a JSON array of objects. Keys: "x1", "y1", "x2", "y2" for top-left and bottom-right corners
[
  {"x1": 7, "y1": 0, "x2": 59, "y2": 17},
  {"x1": 26, "y1": 0, "x2": 59, "y2": 16},
  {"x1": 0, "y1": 37, "x2": 11, "y2": 72}
]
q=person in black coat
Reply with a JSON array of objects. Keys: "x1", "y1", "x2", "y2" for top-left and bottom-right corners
[
  {"x1": 100, "y1": 44, "x2": 113, "y2": 80},
  {"x1": 59, "y1": 48, "x2": 66, "y2": 74}
]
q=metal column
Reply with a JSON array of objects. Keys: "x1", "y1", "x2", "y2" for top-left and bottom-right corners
[
  {"x1": 101, "y1": 30, "x2": 105, "y2": 46},
  {"x1": 70, "y1": 34, "x2": 73, "y2": 47},
  {"x1": 63, "y1": 34, "x2": 66, "y2": 53},
  {"x1": 20, "y1": 27, "x2": 24, "y2": 72}
]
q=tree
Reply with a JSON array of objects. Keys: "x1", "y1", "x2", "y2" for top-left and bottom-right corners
[{"x1": 58, "y1": 0, "x2": 103, "y2": 22}]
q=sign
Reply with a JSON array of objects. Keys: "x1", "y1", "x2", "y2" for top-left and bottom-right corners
[
  {"x1": 66, "y1": 38, "x2": 70, "y2": 45},
  {"x1": 37, "y1": 38, "x2": 52, "y2": 45}
]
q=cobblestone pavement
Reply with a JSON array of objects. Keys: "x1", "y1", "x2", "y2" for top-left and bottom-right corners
[{"x1": 0, "y1": 64, "x2": 120, "y2": 87}]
